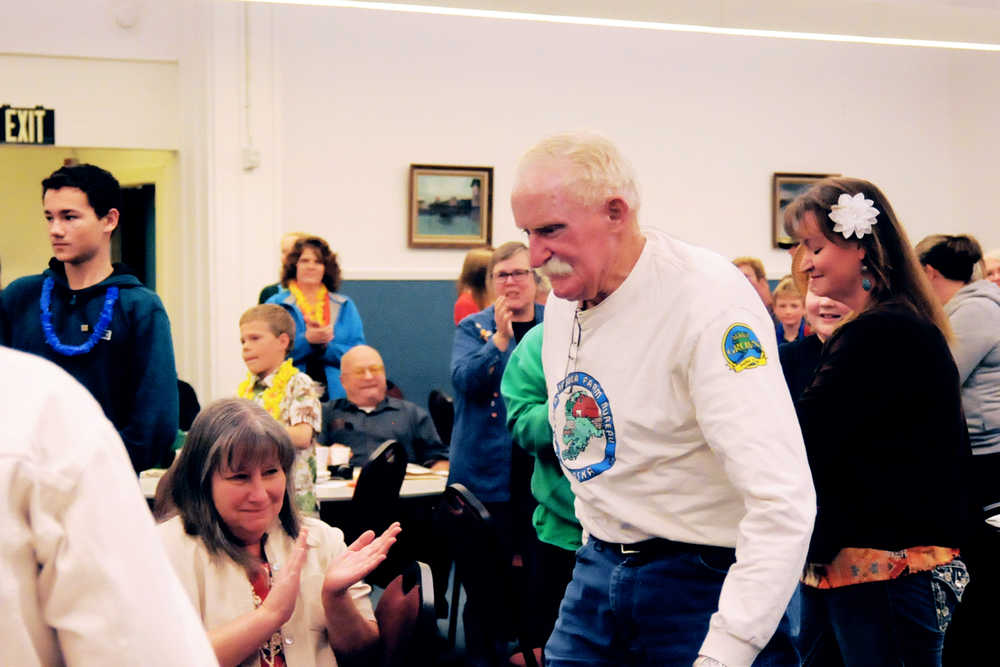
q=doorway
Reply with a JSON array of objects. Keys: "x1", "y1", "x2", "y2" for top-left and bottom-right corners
[{"x1": 115, "y1": 183, "x2": 156, "y2": 289}]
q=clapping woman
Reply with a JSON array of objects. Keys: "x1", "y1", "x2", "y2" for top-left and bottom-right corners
[
  {"x1": 785, "y1": 178, "x2": 971, "y2": 666},
  {"x1": 159, "y1": 398, "x2": 399, "y2": 667},
  {"x1": 268, "y1": 236, "x2": 365, "y2": 400}
]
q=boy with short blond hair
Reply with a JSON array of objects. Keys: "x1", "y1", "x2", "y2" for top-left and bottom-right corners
[
  {"x1": 773, "y1": 276, "x2": 807, "y2": 343},
  {"x1": 237, "y1": 303, "x2": 322, "y2": 514}
]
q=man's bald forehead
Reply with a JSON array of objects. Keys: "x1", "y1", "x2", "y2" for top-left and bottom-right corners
[{"x1": 342, "y1": 344, "x2": 383, "y2": 368}]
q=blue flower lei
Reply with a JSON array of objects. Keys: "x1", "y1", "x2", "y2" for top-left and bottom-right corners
[{"x1": 40, "y1": 276, "x2": 119, "y2": 356}]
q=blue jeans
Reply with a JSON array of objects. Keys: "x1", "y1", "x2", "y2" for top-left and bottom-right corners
[
  {"x1": 799, "y1": 560, "x2": 968, "y2": 667},
  {"x1": 545, "y1": 538, "x2": 798, "y2": 666}
]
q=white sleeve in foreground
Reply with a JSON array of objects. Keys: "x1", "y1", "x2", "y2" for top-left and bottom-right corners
[
  {"x1": 34, "y1": 391, "x2": 219, "y2": 667},
  {"x1": 689, "y1": 309, "x2": 815, "y2": 667}
]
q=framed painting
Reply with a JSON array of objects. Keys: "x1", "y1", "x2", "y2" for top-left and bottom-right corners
[
  {"x1": 408, "y1": 164, "x2": 493, "y2": 248},
  {"x1": 772, "y1": 172, "x2": 838, "y2": 248}
]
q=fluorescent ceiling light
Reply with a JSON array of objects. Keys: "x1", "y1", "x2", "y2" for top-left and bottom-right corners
[{"x1": 244, "y1": 0, "x2": 1000, "y2": 51}]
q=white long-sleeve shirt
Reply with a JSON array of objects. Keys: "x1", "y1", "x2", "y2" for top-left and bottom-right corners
[
  {"x1": 541, "y1": 228, "x2": 815, "y2": 667},
  {"x1": 0, "y1": 347, "x2": 218, "y2": 666}
]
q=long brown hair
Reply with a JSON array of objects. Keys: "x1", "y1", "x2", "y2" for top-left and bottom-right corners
[
  {"x1": 169, "y1": 399, "x2": 300, "y2": 574},
  {"x1": 784, "y1": 176, "x2": 952, "y2": 342}
]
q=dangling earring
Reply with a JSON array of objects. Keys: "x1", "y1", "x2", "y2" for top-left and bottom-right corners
[{"x1": 861, "y1": 263, "x2": 872, "y2": 292}]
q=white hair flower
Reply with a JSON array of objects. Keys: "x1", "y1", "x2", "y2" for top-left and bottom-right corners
[{"x1": 828, "y1": 193, "x2": 880, "y2": 239}]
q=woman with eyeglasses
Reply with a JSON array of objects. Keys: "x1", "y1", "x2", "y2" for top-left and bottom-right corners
[
  {"x1": 786, "y1": 178, "x2": 972, "y2": 666},
  {"x1": 267, "y1": 235, "x2": 365, "y2": 401},
  {"x1": 448, "y1": 241, "x2": 543, "y2": 666}
]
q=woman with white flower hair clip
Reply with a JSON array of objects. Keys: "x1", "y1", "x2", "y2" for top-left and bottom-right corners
[{"x1": 783, "y1": 177, "x2": 973, "y2": 666}]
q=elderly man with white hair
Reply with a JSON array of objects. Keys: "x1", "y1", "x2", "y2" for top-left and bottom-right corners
[{"x1": 511, "y1": 132, "x2": 815, "y2": 667}]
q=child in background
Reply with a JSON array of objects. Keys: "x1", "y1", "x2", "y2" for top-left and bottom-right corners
[
  {"x1": 237, "y1": 304, "x2": 322, "y2": 515},
  {"x1": 773, "y1": 276, "x2": 807, "y2": 343}
]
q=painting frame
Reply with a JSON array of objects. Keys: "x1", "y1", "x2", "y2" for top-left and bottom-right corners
[
  {"x1": 408, "y1": 164, "x2": 493, "y2": 249},
  {"x1": 772, "y1": 172, "x2": 839, "y2": 249}
]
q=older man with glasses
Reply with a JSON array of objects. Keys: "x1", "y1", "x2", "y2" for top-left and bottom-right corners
[
  {"x1": 449, "y1": 241, "x2": 544, "y2": 666},
  {"x1": 320, "y1": 344, "x2": 448, "y2": 469}
]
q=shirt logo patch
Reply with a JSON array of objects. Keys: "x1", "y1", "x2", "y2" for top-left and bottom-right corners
[
  {"x1": 722, "y1": 323, "x2": 766, "y2": 372},
  {"x1": 551, "y1": 372, "x2": 616, "y2": 483}
]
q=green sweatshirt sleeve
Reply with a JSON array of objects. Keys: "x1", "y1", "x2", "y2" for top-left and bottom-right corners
[{"x1": 501, "y1": 324, "x2": 553, "y2": 455}]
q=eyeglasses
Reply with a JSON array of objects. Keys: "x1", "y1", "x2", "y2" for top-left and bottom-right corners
[
  {"x1": 347, "y1": 364, "x2": 385, "y2": 377},
  {"x1": 492, "y1": 269, "x2": 532, "y2": 283}
]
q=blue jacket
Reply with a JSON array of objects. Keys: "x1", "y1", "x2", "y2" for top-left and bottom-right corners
[
  {"x1": 448, "y1": 304, "x2": 543, "y2": 503},
  {"x1": 267, "y1": 289, "x2": 365, "y2": 400},
  {"x1": 0, "y1": 260, "x2": 179, "y2": 472}
]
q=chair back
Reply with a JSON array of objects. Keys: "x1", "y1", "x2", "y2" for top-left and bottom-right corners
[
  {"x1": 351, "y1": 440, "x2": 408, "y2": 536},
  {"x1": 427, "y1": 389, "x2": 454, "y2": 447},
  {"x1": 436, "y1": 484, "x2": 539, "y2": 667},
  {"x1": 374, "y1": 560, "x2": 437, "y2": 667},
  {"x1": 348, "y1": 440, "x2": 408, "y2": 586},
  {"x1": 386, "y1": 379, "x2": 405, "y2": 400},
  {"x1": 437, "y1": 484, "x2": 500, "y2": 599}
]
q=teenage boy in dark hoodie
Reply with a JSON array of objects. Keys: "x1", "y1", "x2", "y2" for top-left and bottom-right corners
[{"x1": 0, "y1": 164, "x2": 178, "y2": 473}]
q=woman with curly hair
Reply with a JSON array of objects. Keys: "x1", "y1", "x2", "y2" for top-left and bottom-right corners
[{"x1": 268, "y1": 236, "x2": 365, "y2": 401}]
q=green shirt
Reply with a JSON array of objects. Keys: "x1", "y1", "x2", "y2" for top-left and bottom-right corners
[{"x1": 501, "y1": 324, "x2": 582, "y2": 551}]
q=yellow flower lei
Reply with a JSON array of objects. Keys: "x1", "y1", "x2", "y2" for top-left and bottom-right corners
[
  {"x1": 288, "y1": 281, "x2": 329, "y2": 325},
  {"x1": 238, "y1": 358, "x2": 297, "y2": 420}
]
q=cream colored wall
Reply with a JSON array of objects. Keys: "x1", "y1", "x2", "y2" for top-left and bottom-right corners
[
  {"x1": 0, "y1": 147, "x2": 178, "y2": 309},
  {"x1": 0, "y1": 149, "x2": 63, "y2": 286},
  {"x1": 3, "y1": 0, "x2": 999, "y2": 402},
  {"x1": 270, "y1": 5, "x2": 1000, "y2": 280}
]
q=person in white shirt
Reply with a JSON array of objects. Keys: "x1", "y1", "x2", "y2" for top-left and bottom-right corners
[
  {"x1": 510, "y1": 131, "x2": 815, "y2": 667},
  {"x1": 0, "y1": 346, "x2": 219, "y2": 666}
]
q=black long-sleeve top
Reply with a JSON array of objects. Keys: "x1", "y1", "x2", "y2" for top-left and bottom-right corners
[{"x1": 796, "y1": 299, "x2": 973, "y2": 563}]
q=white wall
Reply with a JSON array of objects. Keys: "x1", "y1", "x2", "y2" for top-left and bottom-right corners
[
  {"x1": 0, "y1": 56, "x2": 179, "y2": 148},
  {"x1": 269, "y1": 5, "x2": 999, "y2": 283},
  {"x1": 949, "y1": 50, "x2": 1000, "y2": 250},
  {"x1": 0, "y1": 0, "x2": 198, "y2": 384},
  {"x1": 3, "y1": 0, "x2": 999, "y2": 403},
  {"x1": 0, "y1": 0, "x2": 180, "y2": 61}
]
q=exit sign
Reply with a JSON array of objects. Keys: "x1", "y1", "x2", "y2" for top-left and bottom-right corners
[{"x1": 1, "y1": 105, "x2": 55, "y2": 145}]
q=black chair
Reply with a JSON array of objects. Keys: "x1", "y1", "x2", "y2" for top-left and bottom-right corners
[
  {"x1": 349, "y1": 440, "x2": 408, "y2": 586},
  {"x1": 374, "y1": 560, "x2": 439, "y2": 667},
  {"x1": 177, "y1": 379, "x2": 201, "y2": 431},
  {"x1": 386, "y1": 378, "x2": 405, "y2": 400},
  {"x1": 428, "y1": 389, "x2": 454, "y2": 447},
  {"x1": 436, "y1": 483, "x2": 538, "y2": 667}
]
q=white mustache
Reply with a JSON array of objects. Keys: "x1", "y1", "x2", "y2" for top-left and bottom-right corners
[{"x1": 538, "y1": 257, "x2": 573, "y2": 277}]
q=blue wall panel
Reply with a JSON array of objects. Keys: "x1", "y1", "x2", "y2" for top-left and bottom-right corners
[{"x1": 340, "y1": 279, "x2": 458, "y2": 409}]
